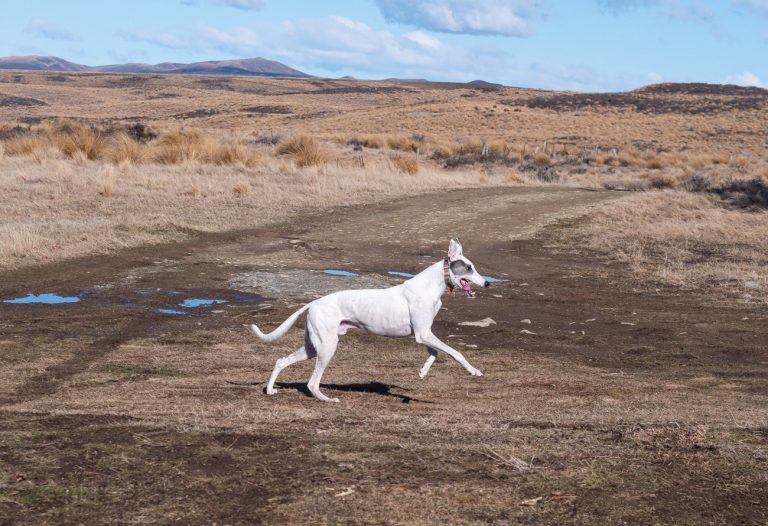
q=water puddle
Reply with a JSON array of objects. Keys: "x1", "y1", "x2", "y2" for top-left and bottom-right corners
[
  {"x1": 179, "y1": 298, "x2": 228, "y2": 308},
  {"x1": 322, "y1": 269, "x2": 360, "y2": 277},
  {"x1": 158, "y1": 308, "x2": 186, "y2": 315},
  {"x1": 3, "y1": 293, "x2": 80, "y2": 304},
  {"x1": 388, "y1": 271, "x2": 416, "y2": 278},
  {"x1": 484, "y1": 275, "x2": 511, "y2": 283}
]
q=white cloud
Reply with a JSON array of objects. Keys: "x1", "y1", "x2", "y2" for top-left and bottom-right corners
[
  {"x1": 26, "y1": 18, "x2": 75, "y2": 41},
  {"x1": 193, "y1": 15, "x2": 649, "y2": 91},
  {"x1": 372, "y1": 0, "x2": 548, "y2": 36},
  {"x1": 723, "y1": 71, "x2": 764, "y2": 87}
]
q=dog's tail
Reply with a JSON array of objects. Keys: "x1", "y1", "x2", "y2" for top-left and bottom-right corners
[{"x1": 250, "y1": 303, "x2": 311, "y2": 343}]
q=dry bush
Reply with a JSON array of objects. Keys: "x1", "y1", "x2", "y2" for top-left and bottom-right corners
[
  {"x1": 347, "y1": 135, "x2": 383, "y2": 149},
  {"x1": 152, "y1": 130, "x2": 210, "y2": 164},
  {"x1": 573, "y1": 190, "x2": 768, "y2": 296},
  {"x1": 649, "y1": 173, "x2": 679, "y2": 189},
  {"x1": 3, "y1": 136, "x2": 47, "y2": 156},
  {"x1": 730, "y1": 155, "x2": 750, "y2": 172},
  {"x1": 56, "y1": 126, "x2": 106, "y2": 160},
  {"x1": 386, "y1": 136, "x2": 420, "y2": 152},
  {"x1": 209, "y1": 141, "x2": 261, "y2": 167},
  {"x1": 277, "y1": 135, "x2": 328, "y2": 167},
  {"x1": 105, "y1": 133, "x2": 147, "y2": 165},
  {"x1": 533, "y1": 151, "x2": 552, "y2": 165},
  {"x1": 645, "y1": 155, "x2": 664, "y2": 170},
  {"x1": 454, "y1": 139, "x2": 484, "y2": 155},
  {"x1": 233, "y1": 181, "x2": 252, "y2": 196},
  {"x1": 488, "y1": 140, "x2": 515, "y2": 155},
  {"x1": 391, "y1": 155, "x2": 419, "y2": 174}
]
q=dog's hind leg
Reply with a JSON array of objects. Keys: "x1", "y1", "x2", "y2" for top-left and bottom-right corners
[
  {"x1": 419, "y1": 347, "x2": 438, "y2": 379},
  {"x1": 266, "y1": 345, "x2": 314, "y2": 395},
  {"x1": 305, "y1": 319, "x2": 340, "y2": 402}
]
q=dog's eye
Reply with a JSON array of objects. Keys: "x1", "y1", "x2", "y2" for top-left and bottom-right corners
[{"x1": 467, "y1": 265, "x2": 473, "y2": 273}]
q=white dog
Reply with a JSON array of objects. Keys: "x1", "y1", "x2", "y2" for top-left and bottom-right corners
[{"x1": 250, "y1": 239, "x2": 489, "y2": 402}]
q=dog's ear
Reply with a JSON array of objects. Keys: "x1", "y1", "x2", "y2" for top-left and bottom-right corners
[{"x1": 448, "y1": 239, "x2": 463, "y2": 260}]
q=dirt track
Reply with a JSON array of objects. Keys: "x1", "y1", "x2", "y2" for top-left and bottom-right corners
[{"x1": 1, "y1": 186, "x2": 767, "y2": 525}]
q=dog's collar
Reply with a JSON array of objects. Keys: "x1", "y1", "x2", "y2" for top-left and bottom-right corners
[{"x1": 443, "y1": 258, "x2": 454, "y2": 293}]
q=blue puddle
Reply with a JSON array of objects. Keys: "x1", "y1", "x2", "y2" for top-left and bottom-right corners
[
  {"x1": 158, "y1": 298, "x2": 228, "y2": 316},
  {"x1": 388, "y1": 271, "x2": 416, "y2": 278},
  {"x1": 158, "y1": 308, "x2": 186, "y2": 315},
  {"x1": 323, "y1": 269, "x2": 360, "y2": 277},
  {"x1": 3, "y1": 293, "x2": 80, "y2": 304},
  {"x1": 179, "y1": 298, "x2": 227, "y2": 308},
  {"x1": 483, "y1": 275, "x2": 511, "y2": 283}
]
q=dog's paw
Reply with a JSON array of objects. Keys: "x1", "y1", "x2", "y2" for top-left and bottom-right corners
[
  {"x1": 470, "y1": 368, "x2": 483, "y2": 377},
  {"x1": 265, "y1": 387, "x2": 278, "y2": 395}
]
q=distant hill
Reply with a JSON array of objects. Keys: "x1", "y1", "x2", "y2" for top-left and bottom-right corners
[{"x1": 0, "y1": 55, "x2": 310, "y2": 78}]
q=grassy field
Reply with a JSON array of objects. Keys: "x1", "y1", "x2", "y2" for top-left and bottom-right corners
[{"x1": 1, "y1": 71, "x2": 767, "y2": 524}]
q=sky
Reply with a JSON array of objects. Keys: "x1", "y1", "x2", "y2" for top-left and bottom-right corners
[{"x1": 1, "y1": 0, "x2": 766, "y2": 91}]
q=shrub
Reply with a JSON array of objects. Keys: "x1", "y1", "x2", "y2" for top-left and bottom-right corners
[
  {"x1": 153, "y1": 130, "x2": 210, "y2": 164},
  {"x1": 387, "y1": 136, "x2": 419, "y2": 152},
  {"x1": 277, "y1": 135, "x2": 328, "y2": 167},
  {"x1": 57, "y1": 126, "x2": 105, "y2": 160},
  {"x1": 392, "y1": 155, "x2": 419, "y2": 174},
  {"x1": 105, "y1": 133, "x2": 147, "y2": 164}
]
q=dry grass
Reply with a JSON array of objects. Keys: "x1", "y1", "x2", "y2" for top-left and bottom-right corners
[
  {"x1": 0, "y1": 155, "x2": 506, "y2": 270},
  {"x1": 571, "y1": 190, "x2": 768, "y2": 298},
  {"x1": 391, "y1": 154, "x2": 419, "y2": 174},
  {"x1": 105, "y1": 133, "x2": 147, "y2": 164},
  {"x1": 277, "y1": 135, "x2": 329, "y2": 167}
]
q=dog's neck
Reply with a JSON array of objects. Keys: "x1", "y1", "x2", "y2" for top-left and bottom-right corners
[{"x1": 406, "y1": 260, "x2": 452, "y2": 300}]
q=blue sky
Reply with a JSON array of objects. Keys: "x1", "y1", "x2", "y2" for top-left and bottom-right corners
[{"x1": 1, "y1": 0, "x2": 766, "y2": 91}]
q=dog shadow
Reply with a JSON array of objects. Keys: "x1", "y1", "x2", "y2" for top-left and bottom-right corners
[{"x1": 228, "y1": 380, "x2": 433, "y2": 404}]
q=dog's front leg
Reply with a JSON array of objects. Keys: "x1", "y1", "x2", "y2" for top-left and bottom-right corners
[
  {"x1": 416, "y1": 331, "x2": 483, "y2": 377},
  {"x1": 419, "y1": 347, "x2": 438, "y2": 379}
]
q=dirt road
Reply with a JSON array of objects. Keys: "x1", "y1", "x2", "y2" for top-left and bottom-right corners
[{"x1": 1, "y1": 186, "x2": 766, "y2": 525}]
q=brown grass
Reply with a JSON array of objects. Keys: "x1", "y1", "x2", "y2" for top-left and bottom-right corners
[
  {"x1": 56, "y1": 126, "x2": 106, "y2": 160},
  {"x1": 0, "y1": 155, "x2": 505, "y2": 270},
  {"x1": 391, "y1": 154, "x2": 419, "y2": 174},
  {"x1": 571, "y1": 190, "x2": 768, "y2": 298},
  {"x1": 105, "y1": 133, "x2": 147, "y2": 164},
  {"x1": 386, "y1": 135, "x2": 420, "y2": 152},
  {"x1": 277, "y1": 135, "x2": 328, "y2": 167}
]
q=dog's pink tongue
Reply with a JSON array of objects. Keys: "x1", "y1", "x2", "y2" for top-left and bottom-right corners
[{"x1": 462, "y1": 281, "x2": 472, "y2": 293}]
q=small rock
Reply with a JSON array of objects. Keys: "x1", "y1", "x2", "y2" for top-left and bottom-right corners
[
  {"x1": 621, "y1": 321, "x2": 635, "y2": 326},
  {"x1": 521, "y1": 496, "x2": 543, "y2": 506},
  {"x1": 459, "y1": 317, "x2": 496, "y2": 328},
  {"x1": 520, "y1": 329, "x2": 537, "y2": 335},
  {"x1": 741, "y1": 317, "x2": 749, "y2": 321},
  {"x1": 585, "y1": 318, "x2": 596, "y2": 323},
  {"x1": 521, "y1": 319, "x2": 532, "y2": 324}
]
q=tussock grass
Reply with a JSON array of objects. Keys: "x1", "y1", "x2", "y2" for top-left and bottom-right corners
[
  {"x1": 345, "y1": 135, "x2": 383, "y2": 149},
  {"x1": 391, "y1": 155, "x2": 419, "y2": 174},
  {"x1": 0, "y1": 155, "x2": 505, "y2": 270},
  {"x1": 572, "y1": 190, "x2": 768, "y2": 298},
  {"x1": 105, "y1": 133, "x2": 147, "y2": 164},
  {"x1": 386, "y1": 135, "x2": 420, "y2": 152},
  {"x1": 56, "y1": 126, "x2": 106, "y2": 160},
  {"x1": 277, "y1": 135, "x2": 328, "y2": 167}
]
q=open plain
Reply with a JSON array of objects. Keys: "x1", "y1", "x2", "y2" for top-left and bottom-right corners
[{"x1": 1, "y1": 71, "x2": 767, "y2": 524}]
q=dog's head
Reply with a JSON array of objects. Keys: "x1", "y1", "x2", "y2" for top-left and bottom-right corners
[{"x1": 446, "y1": 239, "x2": 489, "y2": 298}]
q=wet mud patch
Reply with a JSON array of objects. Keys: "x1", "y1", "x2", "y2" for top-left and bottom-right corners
[{"x1": 230, "y1": 270, "x2": 395, "y2": 300}]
